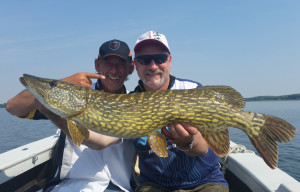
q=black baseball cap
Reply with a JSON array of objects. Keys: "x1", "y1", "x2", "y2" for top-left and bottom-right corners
[{"x1": 98, "y1": 39, "x2": 132, "y2": 62}]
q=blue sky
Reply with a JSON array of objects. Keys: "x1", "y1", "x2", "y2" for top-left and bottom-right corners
[{"x1": 1, "y1": 1, "x2": 299, "y2": 104}]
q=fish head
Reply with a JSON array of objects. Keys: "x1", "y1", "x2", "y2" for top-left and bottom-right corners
[{"x1": 20, "y1": 74, "x2": 87, "y2": 118}]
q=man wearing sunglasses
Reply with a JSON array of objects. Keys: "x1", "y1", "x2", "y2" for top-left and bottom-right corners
[{"x1": 132, "y1": 31, "x2": 229, "y2": 192}]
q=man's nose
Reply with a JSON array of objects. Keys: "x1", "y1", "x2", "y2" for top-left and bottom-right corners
[
  {"x1": 148, "y1": 59, "x2": 158, "y2": 70},
  {"x1": 109, "y1": 64, "x2": 119, "y2": 72}
]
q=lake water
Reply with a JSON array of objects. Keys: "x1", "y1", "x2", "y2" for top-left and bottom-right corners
[{"x1": 0, "y1": 100, "x2": 299, "y2": 182}]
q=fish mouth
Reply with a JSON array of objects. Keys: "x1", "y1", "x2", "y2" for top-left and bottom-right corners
[
  {"x1": 20, "y1": 74, "x2": 38, "y2": 88},
  {"x1": 20, "y1": 74, "x2": 48, "y2": 98},
  {"x1": 20, "y1": 74, "x2": 39, "y2": 88},
  {"x1": 20, "y1": 77, "x2": 28, "y2": 87}
]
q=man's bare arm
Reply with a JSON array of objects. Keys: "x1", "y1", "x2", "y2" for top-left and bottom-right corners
[
  {"x1": 37, "y1": 102, "x2": 120, "y2": 150},
  {"x1": 6, "y1": 89, "x2": 37, "y2": 117}
]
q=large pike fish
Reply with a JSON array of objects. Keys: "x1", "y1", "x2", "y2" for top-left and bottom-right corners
[{"x1": 20, "y1": 74, "x2": 296, "y2": 169}]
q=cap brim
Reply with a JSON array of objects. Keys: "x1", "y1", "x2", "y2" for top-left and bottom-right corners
[
  {"x1": 134, "y1": 39, "x2": 170, "y2": 53},
  {"x1": 102, "y1": 54, "x2": 128, "y2": 61}
]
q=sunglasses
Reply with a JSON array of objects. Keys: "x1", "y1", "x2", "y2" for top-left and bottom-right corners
[{"x1": 135, "y1": 54, "x2": 169, "y2": 65}]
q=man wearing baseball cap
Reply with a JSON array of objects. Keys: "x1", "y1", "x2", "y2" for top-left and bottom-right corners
[
  {"x1": 95, "y1": 39, "x2": 134, "y2": 93},
  {"x1": 6, "y1": 39, "x2": 136, "y2": 192},
  {"x1": 132, "y1": 31, "x2": 229, "y2": 191}
]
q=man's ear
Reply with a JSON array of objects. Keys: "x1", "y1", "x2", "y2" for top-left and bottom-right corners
[
  {"x1": 128, "y1": 61, "x2": 134, "y2": 74},
  {"x1": 95, "y1": 59, "x2": 100, "y2": 72}
]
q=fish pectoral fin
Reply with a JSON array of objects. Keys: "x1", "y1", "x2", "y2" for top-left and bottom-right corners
[
  {"x1": 148, "y1": 131, "x2": 168, "y2": 158},
  {"x1": 67, "y1": 120, "x2": 90, "y2": 147},
  {"x1": 202, "y1": 127, "x2": 230, "y2": 157}
]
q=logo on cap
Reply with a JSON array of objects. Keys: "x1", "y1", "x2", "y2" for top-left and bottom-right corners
[
  {"x1": 109, "y1": 41, "x2": 120, "y2": 50},
  {"x1": 151, "y1": 31, "x2": 162, "y2": 41}
]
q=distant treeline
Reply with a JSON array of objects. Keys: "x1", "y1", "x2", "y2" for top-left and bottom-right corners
[
  {"x1": 245, "y1": 94, "x2": 300, "y2": 101},
  {"x1": 0, "y1": 103, "x2": 6, "y2": 108}
]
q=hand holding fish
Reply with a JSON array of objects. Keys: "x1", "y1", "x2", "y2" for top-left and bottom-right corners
[{"x1": 162, "y1": 123, "x2": 209, "y2": 156}]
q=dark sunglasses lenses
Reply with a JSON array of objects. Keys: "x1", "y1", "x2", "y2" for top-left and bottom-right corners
[{"x1": 135, "y1": 54, "x2": 169, "y2": 65}]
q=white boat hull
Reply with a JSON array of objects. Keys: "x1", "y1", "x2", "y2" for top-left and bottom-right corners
[{"x1": 0, "y1": 135, "x2": 299, "y2": 192}]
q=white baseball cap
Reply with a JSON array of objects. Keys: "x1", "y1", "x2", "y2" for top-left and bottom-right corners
[{"x1": 134, "y1": 31, "x2": 170, "y2": 53}]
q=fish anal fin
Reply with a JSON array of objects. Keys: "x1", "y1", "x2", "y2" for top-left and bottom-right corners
[
  {"x1": 148, "y1": 131, "x2": 168, "y2": 157},
  {"x1": 67, "y1": 120, "x2": 89, "y2": 147},
  {"x1": 202, "y1": 128, "x2": 230, "y2": 157},
  {"x1": 248, "y1": 133, "x2": 278, "y2": 170}
]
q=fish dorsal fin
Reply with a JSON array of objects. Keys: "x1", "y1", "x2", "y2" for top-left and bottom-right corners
[
  {"x1": 202, "y1": 127, "x2": 230, "y2": 157},
  {"x1": 148, "y1": 131, "x2": 168, "y2": 157},
  {"x1": 200, "y1": 86, "x2": 245, "y2": 108},
  {"x1": 67, "y1": 120, "x2": 90, "y2": 146}
]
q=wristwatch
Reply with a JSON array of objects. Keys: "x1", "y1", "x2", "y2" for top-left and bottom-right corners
[{"x1": 178, "y1": 135, "x2": 194, "y2": 152}]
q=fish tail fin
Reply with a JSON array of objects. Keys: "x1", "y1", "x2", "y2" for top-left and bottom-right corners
[
  {"x1": 67, "y1": 120, "x2": 90, "y2": 146},
  {"x1": 248, "y1": 114, "x2": 296, "y2": 169}
]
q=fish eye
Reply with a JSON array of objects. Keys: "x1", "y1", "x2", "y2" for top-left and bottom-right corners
[{"x1": 49, "y1": 81, "x2": 57, "y2": 88}]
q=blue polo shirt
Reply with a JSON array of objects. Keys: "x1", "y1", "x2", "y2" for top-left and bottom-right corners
[{"x1": 132, "y1": 75, "x2": 228, "y2": 189}]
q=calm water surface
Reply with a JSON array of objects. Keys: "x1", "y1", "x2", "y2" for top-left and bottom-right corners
[
  {"x1": 229, "y1": 100, "x2": 300, "y2": 182},
  {"x1": 0, "y1": 109, "x2": 56, "y2": 153},
  {"x1": 0, "y1": 100, "x2": 299, "y2": 181}
]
